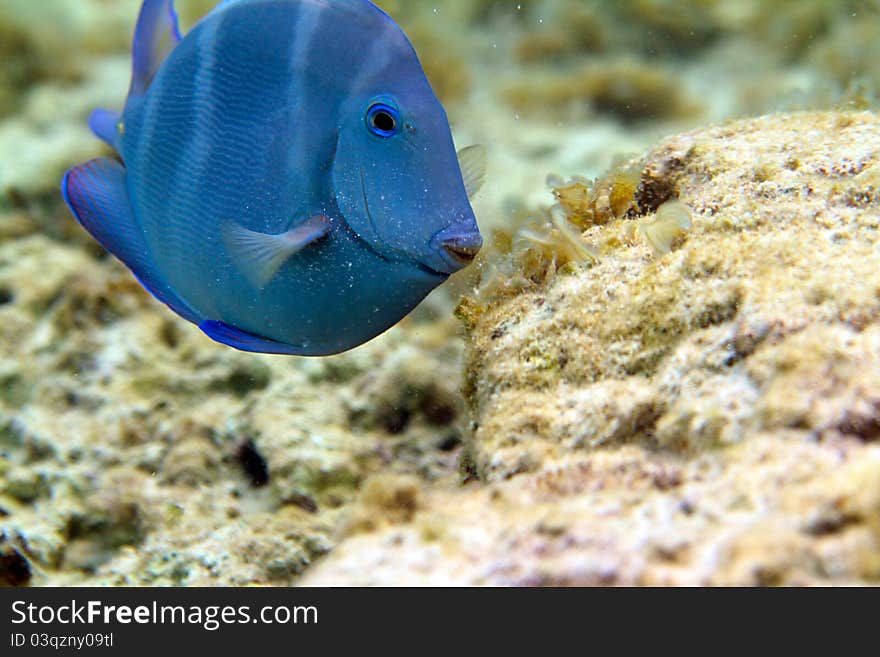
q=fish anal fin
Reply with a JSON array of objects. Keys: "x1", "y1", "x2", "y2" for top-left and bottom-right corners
[
  {"x1": 199, "y1": 320, "x2": 304, "y2": 355},
  {"x1": 130, "y1": 0, "x2": 182, "y2": 97},
  {"x1": 222, "y1": 214, "x2": 332, "y2": 289},
  {"x1": 457, "y1": 144, "x2": 487, "y2": 199},
  {"x1": 61, "y1": 157, "x2": 200, "y2": 324}
]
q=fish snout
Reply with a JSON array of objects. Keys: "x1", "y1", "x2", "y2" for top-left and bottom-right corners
[
  {"x1": 441, "y1": 232, "x2": 483, "y2": 265},
  {"x1": 428, "y1": 226, "x2": 483, "y2": 273}
]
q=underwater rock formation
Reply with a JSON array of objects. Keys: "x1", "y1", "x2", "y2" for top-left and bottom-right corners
[
  {"x1": 0, "y1": 234, "x2": 466, "y2": 584},
  {"x1": 302, "y1": 111, "x2": 880, "y2": 585}
]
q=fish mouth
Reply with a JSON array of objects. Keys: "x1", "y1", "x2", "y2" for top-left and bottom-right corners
[
  {"x1": 430, "y1": 228, "x2": 483, "y2": 272},
  {"x1": 442, "y1": 240, "x2": 481, "y2": 265}
]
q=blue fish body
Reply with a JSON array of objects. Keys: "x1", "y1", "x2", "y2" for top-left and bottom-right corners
[{"x1": 62, "y1": 0, "x2": 484, "y2": 356}]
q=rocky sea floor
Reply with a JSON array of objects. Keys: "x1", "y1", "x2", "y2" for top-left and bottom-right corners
[{"x1": 1, "y1": 1, "x2": 879, "y2": 586}]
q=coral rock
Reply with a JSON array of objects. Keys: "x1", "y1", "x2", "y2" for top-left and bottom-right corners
[{"x1": 305, "y1": 112, "x2": 880, "y2": 585}]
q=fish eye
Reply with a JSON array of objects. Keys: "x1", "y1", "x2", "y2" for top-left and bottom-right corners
[{"x1": 366, "y1": 102, "x2": 399, "y2": 138}]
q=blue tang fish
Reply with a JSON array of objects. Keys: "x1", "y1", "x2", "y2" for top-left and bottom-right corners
[{"x1": 62, "y1": 0, "x2": 485, "y2": 356}]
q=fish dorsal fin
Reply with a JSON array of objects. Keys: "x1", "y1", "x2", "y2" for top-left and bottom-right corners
[
  {"x1": 130, "y1": 0, "x2": 182, "y2": 97},
  {"x1": 222, "y1": 215, "x2": 332, "y2": 289},
  {"x1": 457, "y1": 145, "x2": 487, "y2": 199}
]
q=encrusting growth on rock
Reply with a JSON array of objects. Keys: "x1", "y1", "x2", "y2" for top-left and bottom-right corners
[
  {"x1": 630, "y1": 199, "x2": 693, "y2": 254},
  {"x1": 305, "y1": 111, "x2": 880, "y2": 586}
]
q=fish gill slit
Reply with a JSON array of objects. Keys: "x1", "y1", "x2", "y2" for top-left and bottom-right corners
[{"x1": 359, "y1": 167, "x2": 381, "y2": 243}]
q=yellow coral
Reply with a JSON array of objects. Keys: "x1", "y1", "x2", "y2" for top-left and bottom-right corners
[{"x1": 549, "y1": 158, "x2": 643, "y2": 229}]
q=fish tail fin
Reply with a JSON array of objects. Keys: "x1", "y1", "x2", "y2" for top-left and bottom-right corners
[
  {"x1": 88, "y1": 108, "x2": 123, "y2": 151},
  {"x1": 61, "y1": 158, "x2": 201, "y2": 324},
  {"x1": 129, "y1": 0, "x2": 182, "y2": 98}
]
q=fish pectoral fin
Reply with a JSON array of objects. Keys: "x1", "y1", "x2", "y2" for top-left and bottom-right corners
[
  {"x1": 61, "y1": 157, "x2": 201, "y2": 324},
  {"x1": 131, "y1": 0, "x2": 182, "y2": 97},
  {"x1": 222, "y1": 214, "x2": 331, "y2": 289},
  {"x1": 88, "y1": 109, "x2": 123, "y2": 151},
  {"x1": 199, "y1": 320, "x2": 305, "y2": 355},
  {"x1": 457, "y1": 144, "x2": 487, "y2": 199}
]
